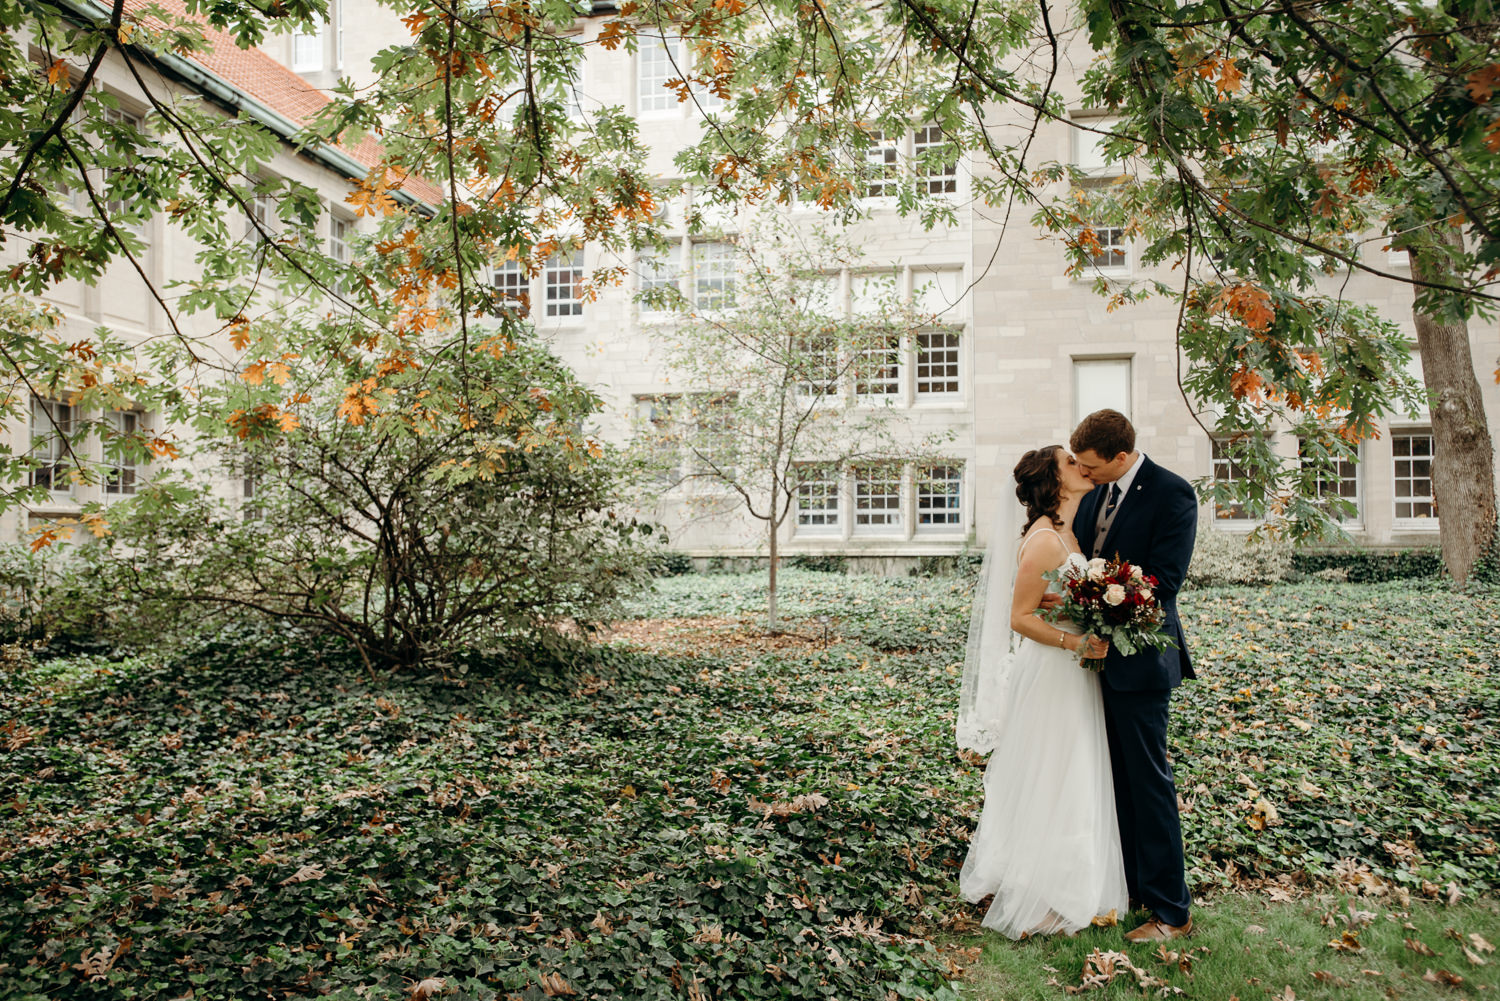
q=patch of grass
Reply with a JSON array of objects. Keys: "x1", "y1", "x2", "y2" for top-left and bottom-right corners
[{"x1": 953, "y1": 892, "x2": 1500, "y2": 1000}]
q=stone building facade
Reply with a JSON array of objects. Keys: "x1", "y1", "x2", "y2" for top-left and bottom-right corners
[
  {"x1": 10, "y1": 2, "x2": 1496, "y2": 561},
  {"x1": 2, "y1": 0, "x2": 439, "y2": 545}
]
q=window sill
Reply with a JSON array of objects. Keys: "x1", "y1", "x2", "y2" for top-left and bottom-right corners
[{"x1": 1392, "y1": 519, "x2": 1440, "y2": 531}]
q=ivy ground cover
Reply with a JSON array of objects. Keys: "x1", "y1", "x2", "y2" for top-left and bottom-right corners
[{"x1": 1, "y1": 571, "x2": 1496, "y2": 999}]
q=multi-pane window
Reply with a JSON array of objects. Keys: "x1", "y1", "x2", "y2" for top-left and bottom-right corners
[
  {"x1": 491, "y1": 258, "x2": 529, "y2": 315},
  {"x1": 637, "y1": 35, "x2": 680, "y2": 113},
  {"x1": 917, "y1": 465, "x2": 962, "y2": 530},
  {"x1": 245, "y1": 192, "x2": 275, "y2": 244},
  {"x1": 1392, "y1": 431, "x2": 1437, "y2": 520},
  {"x1": 29, "y1": 399, "x2": 73, "y2": 497},
  {"x1": 864, "y1": 131, "x2": 901, "y2": 198},
  {"x1": 912, "y1": 125, "x2": 957, "y2": 194},
  {"x1": 794, "y1": 335, "x2": 840, "y2": 396},
  {"x1": 328, "y1": 216, "x2": 350, "y2": 263},
  {"x1": 855, "y1": 333, "x2": 902, "y2": 398},
  {"x1": 1211, "y1": 438, "x2": 1252, "y2": 520},
  {"x1": 292, "y1": 22, "x2": 324, "y2": 71},
  {"x1": 1299, "y1": 438, "x2": 1360, "y2": 521},
  {"x1": 104, "y1": 410, "x2": 140, "y2": 496},
  {"x1": 795, "y1": 465, "x2": 840, "y2": 531},
  {"x1": 692, "y1": 241, "x2": 735, "y2": 310},
  {"x1": 854, "y1": 466, "x2": 903, "y2": 531},
  {"x1": 639, "y1": 244, "x2": 680, "y2": 313},
  {"x1": 101, "y1": 107, "x2": 144, "y2": 232},
  {"x1": 544, "y1": 250, "x2": 584, "y2": 317},
  {"x1": 634, "y1": 396, "x2": 681, "y2": 485},
  {"x1": 864, "y1": 127, "x2": 958, "y2": 198},
  {"x1": 1082, "y1": 226, "x2": 1128, "y2": 272},
  {"x1": 1072, "y1": 357, "x2": 1131, "y2": 425},
  {"x1": 915, "y1": 331, "x2": 960, "y2": 396}
]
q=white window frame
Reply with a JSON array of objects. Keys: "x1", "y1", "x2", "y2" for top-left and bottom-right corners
[
  {"x1": 793, "y1": 334, "x2": 841, "y2": 398},
  {"x1": 1079, "y1": 224, "x2": 1130, "y2": 276},
  {"x1": 328, "y1": 215, "x2": 351, "y2": 264},
  {"x1": 1072, "y1": 356, "x2": 1132, "y2": 426},
  {"x1": 490, "y1": 258, "x2": 529, "y2": 315},
  {"x1": 637, "y1": 243, "x2": 680, "y2": 316},
  {"x1": 852, "y1": 465, "x2": 903, "y2": 535},
  {"x1": 854, "y1": 331, "x2": 903, "y2": 401},
  {"x1": 1210, "y1": 437, "x2": 1259, "y2": 526},
  {"x1": 637, "y1": 35, "x2": 682, "y2": 114},
  {"x1": 1391, "y1": 428, "x2": 1438, "y2": 527},
  {"x1": 691, "y1": 240, "x2": 735, "y2": 311},
  {"x1": 104, "y1": 409, "x2": 141, "y2": 496},
  {"x1": 544, "y1": 249, "x2": 584, "y2": 318},
  {"x1": 292, "y1": 21, "x2": 325, "y2": 72},
  {"x1": 29, "y1": 399, "x2": 75, "y2": 500},
  {"x1": 246, "y1": 191, "x2": 275, "y2": 244},
  {"x1": 101, "y1": 106, "x2": 145, "y2": 236},
  {"x1": 1298, "y1": 437, "x2": 1362, "y2": 526},
  {"x1": 914, "y1": 329, "x2": 962, "y2": 399},
  {"x1": 912, "y1": 125, "x2": 957, "y2": 195},
  {"x1": 793, "y1": 464, "x2": 841, "y2": 535},
  {"x1": 915, "y1": 464, "x2": 963, "y2": 534},
  {"x1": 862, "y1": 131, "x2": 902, "y2": 199},
  {"x1": 1071, "y1": 116, "x2": 1121, "y2": 175}
]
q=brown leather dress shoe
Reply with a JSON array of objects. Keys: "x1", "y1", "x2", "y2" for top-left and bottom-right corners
[{"x1": 1123, "y1": 913, "x2": 1193, "y2": 943}]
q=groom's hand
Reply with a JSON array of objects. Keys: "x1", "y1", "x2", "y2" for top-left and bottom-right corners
[{"x1": 1036, "y1": 592, "x2": 1064, "y2": 612}]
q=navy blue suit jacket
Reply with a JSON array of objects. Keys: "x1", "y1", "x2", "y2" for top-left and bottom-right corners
[{"x1": 1074, "y1": 456, "x2": 1197, "y2": 691}]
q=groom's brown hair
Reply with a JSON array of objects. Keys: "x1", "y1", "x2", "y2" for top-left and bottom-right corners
[{"x1": 1071, "y1": 409, "x2": 1135, "y2": 460}]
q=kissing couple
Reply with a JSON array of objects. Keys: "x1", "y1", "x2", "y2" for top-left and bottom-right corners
[{"x1": 956, "y1": 409, "x2": 1197, "y2": 942}]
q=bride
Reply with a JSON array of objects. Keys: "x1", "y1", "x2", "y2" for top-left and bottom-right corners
[{"x1": 956, "y1": 446, "x2": 1128, "y2": 938}]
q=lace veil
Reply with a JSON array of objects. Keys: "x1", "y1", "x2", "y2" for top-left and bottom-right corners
[{"x1": 955, "y1": 479, "x2": 1025, "y2": 753}]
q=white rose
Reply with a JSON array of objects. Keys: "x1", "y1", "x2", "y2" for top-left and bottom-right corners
[
  {"x1": 1140, "y1": 586, "x2": 1153, "y2": 601},
  {"x1": 1087, "y1": 557, "x2": 1108, "y2": 581},
  {"x1": 1104, "y1": 584, "x2": 1127, "y2": 606},
  {"x1": 1129, "y1": 566, "x2": 1144, "y2": 582}
]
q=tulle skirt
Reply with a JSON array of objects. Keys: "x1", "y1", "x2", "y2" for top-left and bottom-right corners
[{"x1": 958, "y1": 635, "x2": 1128, "y2": 939}]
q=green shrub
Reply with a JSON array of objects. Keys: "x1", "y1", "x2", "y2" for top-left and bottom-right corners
[
  {"x1": 0, "y1": 545, "x2": 124, "y2": 654},
  {"x1": 101, "y1": 340, "x2": 653, "y2": 673},
  {"x1": 785, "y1": 553, "x2": 847, "y2": 574},
  {"x1": 1185, "y1": 526, "x2": 1293, "y2": 587},
  {"x1": 1291, "y1": 546, "x2": 1444, "y2": 583},
  {"x1": 644, "y1": 548, "x2": 696, "y2": 577}
]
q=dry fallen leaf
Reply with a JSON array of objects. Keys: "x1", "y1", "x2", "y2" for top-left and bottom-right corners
[
  {"x1": 1422, "y1": 969, "x2": 1464, "y2": 987},
  {"x1": 409, "y1": 979, "x2": 445, "y2": 1000},
  {"x1": 1405, "y1": 937, "x2": 1438, "y2": 956},
  {"x1": 1461, "y1": 945, "x2": 1488, "y2": 966},
  {"x1": 1470, "y1": 933, "x2": 1496, "y2": 954},
  {"x1": 1328, "y1": 929, "x2": 1362, "y2": 953}
]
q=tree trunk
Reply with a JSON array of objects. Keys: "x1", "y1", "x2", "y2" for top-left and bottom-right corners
[
  {"x1": 767, "y1": 515, "x2": 780, "y2": 634},
  {"x1": 1408, "y1": 232, "x2": 1498, "y2": 585}
]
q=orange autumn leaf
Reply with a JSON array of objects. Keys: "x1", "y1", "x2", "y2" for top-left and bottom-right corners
[
  {"x1": 1230, "y1": 366, "x2": 1265, "y2": 400},
  {"x1": 1214, "y1": 282, "x2": 1276, "y2": 331},
  {"x1": 1217, "y1": 57, "x2": 1243, "y2": 96},
  {"x1": 30, "y1": 527, "x2": 58, "y2": 552},
  {"x1": 148, "y1": 436, "x2": 180, "y2": 459},
  {"x1": 229, "y1": 316, "x2": 251, "y2": 351},
  {"x1": 241, "y1": 361, "x2": 267, "y2": 386},
  {"x1": 1466, "y1": 64, "x2": 1500, "y2": 103},
  {"x1": 46, "y1": 59, "x2": 69, "y2": 86}
]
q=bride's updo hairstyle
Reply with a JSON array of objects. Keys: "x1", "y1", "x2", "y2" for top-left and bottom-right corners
[{"x1": 1013, "y1": 446, "x2": 1065, "y2": 537}]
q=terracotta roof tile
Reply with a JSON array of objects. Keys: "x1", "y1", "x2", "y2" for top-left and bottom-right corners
[{"x1": 125, "y1": 0, "x2": 443, "y2": 204}]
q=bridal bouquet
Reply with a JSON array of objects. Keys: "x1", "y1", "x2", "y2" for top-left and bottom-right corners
[{"x1": 1043, "y1": 554, "x2": 1177, "y2": 670}]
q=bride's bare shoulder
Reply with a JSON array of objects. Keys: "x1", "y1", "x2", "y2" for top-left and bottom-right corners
[{"x1": 1017, "y1": 520, "x2": 1067, "y2": 565}]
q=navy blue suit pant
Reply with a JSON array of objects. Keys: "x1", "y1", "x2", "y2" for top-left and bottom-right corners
[{"x1": 1100, "y1": 678, "x2": 1192, "y2": 927}]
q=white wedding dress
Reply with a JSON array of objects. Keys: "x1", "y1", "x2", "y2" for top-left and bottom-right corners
[{"x1": 958, "y1": 529, "x2": 1129, "y2": 938}]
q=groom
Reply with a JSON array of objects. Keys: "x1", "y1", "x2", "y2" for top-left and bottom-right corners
[{"x1": 1070, "y1": 409, "x2": 1197, "y2": 942}]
